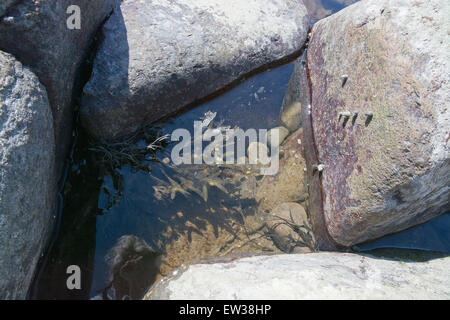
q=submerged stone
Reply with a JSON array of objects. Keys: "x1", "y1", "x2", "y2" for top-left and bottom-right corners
[
  {"x1": 256, "y1": 129, "x2": 308, "y2": 216},
  {"x1": 280, "y1": 101, "x2": 302, "y2": 132},
  {"x1": 266, "y1": 126, "x2": 289, "y2": 149},
  {"x1": 266, "y1": 202, "x2": 313, "y2": 252}
]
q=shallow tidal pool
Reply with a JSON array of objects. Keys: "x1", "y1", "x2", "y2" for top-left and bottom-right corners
[{"x1": 32, "y1": 62, "x2": 297, "y2": 300}]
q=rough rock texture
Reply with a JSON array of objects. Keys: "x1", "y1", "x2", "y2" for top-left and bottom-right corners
[
  {"x1": 267, "y1": 126, "x2": 289, "y2": 148},
  {"x1": 145, "y1": 252, "x2": 450, "y2": 299},
  {"x1": 0, "y1": 0, "x2": 20, "y2": 17},
  {"x1": 303, "y1": 0, "x2": 361, "y2": 21},
  {"x1": 0, "y1": 51, "x2": 56, "y2": 299},
  {"x1": 299, "y1": 0, "x2": 450, "y2": 248},
  {"x1": 80, "y1": 0, "x2": 309, "y2": 140},
  {"x1": 266, "y1": 202, "x2": 313, "y2": 253},
  {"x1": 0, "y1": 0, "x2": 116, "y2": 171}
]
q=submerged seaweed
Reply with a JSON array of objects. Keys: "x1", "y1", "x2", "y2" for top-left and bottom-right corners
[{"x1": 89, "y1": 125, "x2": 170, "y2": 172}]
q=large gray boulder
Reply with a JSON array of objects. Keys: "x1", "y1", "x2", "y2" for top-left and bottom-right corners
[
  {"x1": 294, "y1": 0, "x2": 449, "y2": 249},
  {"x1": 80, "y1": 0, "x2": 309, "y2": 140},
  {"x1": 145, "y1": 252, "x2": 450, "y2": 299},
  {"x1": 0, "y1": 51, "x2": 56, "y2": 299},
  {"x1": 0, "y1": 0, "x2": 116, "y2": 172},
  {"x1": 303, "y1": 0, "x2": 361, "y2": 21}
]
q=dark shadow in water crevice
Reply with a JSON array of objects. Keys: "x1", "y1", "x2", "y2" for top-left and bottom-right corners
[
  {"x1": 28, "y1": 3, "x2": 128, "y2": 300},
  {"x1": 29, "y1": 126, "x2": 103, "y2": 299}
]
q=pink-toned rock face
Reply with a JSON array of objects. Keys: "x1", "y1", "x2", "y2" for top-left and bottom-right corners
[{"x1": 301, "y1": 0, "x2": 449, "y2": 248}]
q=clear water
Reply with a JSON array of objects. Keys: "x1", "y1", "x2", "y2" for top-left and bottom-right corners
[
  {"x1": 32, "y1": 62, "x2": 296, "y2": 300},
  {"x1": 31, "y1": 0, "x2": 449, "y2": 300}
]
